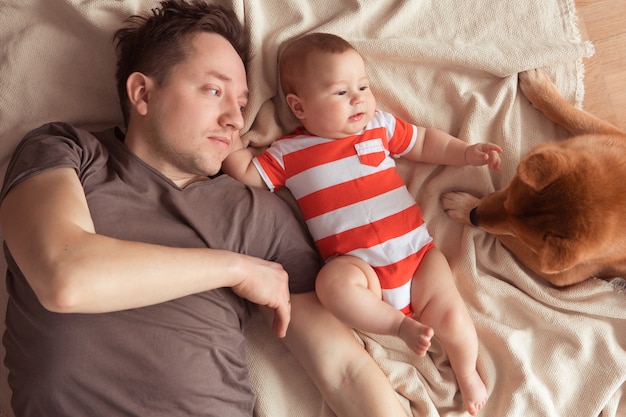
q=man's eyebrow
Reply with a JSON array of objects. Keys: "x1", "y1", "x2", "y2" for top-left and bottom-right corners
[{"x1": 206, "y1": 71, "x2": 249, "y2": 99}]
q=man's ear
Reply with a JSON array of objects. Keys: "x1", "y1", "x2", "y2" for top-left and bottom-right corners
[
  {"x1": 286, "y1": 93, "x2": 305, "y2": 120},
  {"x1": 126, "y1": 72, "x2": 153, "y2": 116}
]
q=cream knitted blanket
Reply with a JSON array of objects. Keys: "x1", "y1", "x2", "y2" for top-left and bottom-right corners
[{"x1": 0, "y1": 1, "x2": 623, "y2": 417}]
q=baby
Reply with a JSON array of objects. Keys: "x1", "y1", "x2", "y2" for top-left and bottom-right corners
[{"x1": 223, "y1": 32, "x2": 501, "y2": 415}]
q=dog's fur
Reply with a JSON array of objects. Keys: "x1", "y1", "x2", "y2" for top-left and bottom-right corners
[{"x1": 442, "y1": 69, "x2": 626, "y2": 287}]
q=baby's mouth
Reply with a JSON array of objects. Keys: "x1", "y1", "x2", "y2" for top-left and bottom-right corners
[{"x1": 349, "y1": 112, "x2": 365, "y2": 122}]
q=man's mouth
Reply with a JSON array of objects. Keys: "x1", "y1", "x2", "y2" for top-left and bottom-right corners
[{"x1": 207, "y1": 136, "x2": 231, "y2": 147}]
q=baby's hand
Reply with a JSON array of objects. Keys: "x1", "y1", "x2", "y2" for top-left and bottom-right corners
[
  {"x1": 465, "y1": 143, "x2": 502, "y2": 171},
  {"x1": 229, "y1": 131, "x2": 245, "y2": 153}
]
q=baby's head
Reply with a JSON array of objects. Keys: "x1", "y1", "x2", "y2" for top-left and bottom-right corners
[{"x1": 279, "y1": 33, "x2": 376, "y2": 139}]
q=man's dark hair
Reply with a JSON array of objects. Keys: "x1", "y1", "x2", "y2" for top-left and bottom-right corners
[{"x1": 113, "y1": 0, "x2": 248, "y2": 125}]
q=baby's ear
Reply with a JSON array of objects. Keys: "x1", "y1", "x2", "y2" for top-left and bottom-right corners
[{"x1": 286, "y1": 94, "x2": 305, "y2": 120}]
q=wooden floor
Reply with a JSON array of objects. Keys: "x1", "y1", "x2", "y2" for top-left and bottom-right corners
[{"x1": 575, "y1": 0, "x2": 626, "y2": 130}]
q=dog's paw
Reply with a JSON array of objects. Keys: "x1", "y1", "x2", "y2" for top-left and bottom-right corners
[
  {"x1": 519, "y1": 68, "x2": 545, "y2": 85},
  {"x1": 518, "y1": 69, "x2": 557, "y2": 108},
  {"x1": 441, "y1": 192, "x2": 481, "y2": 226}
]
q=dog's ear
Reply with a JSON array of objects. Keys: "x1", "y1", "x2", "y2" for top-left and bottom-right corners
[
  {"x1": 517, "y1": 150, "x2": 568, "y2": 191},
  {"x1": 538, "y1": 235, "x2": 580, "y2": 274}
]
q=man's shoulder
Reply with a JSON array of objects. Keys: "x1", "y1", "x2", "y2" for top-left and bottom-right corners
[
  {"x1": 16, "y1": 121, "x2": 118, "y2": 154},
  {"x1": 27, "y1": 121, "x2": 94, "y2": 139},
  {"x1": 4, "y1": 122, "x2": 114, "y2": 191}
]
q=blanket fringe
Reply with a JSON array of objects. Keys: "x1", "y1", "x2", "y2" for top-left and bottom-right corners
[{"x1": 609, "y1": 277, "x2": 626, "y2": 293}]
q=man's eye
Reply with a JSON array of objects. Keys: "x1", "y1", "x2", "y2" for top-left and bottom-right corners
[{"x1": 205, "y1": 87, "x2": 220, "y2": 96}]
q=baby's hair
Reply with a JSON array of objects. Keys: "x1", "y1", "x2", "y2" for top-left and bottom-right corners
[{"x1": 279, "y1": 32, "x2": 356, "y2": 96}]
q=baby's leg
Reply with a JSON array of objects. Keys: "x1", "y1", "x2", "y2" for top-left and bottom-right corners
[
  {"x1": 410, "y1": 249, "x2": 487, "y2": 416},
  {"x1": 278, "y1": 292, "x2": 411, "y2": 417},
  {"x1": 316, "y1": 255, "x2": 433, "y2": 355}
]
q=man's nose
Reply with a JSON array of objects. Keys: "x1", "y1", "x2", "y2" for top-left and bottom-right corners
[{"x1": 220, "y1": 100, "x2": 244, "y2": 130}]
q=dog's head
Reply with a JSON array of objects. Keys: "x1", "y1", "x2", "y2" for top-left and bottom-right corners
[{"x1": 503, "y1": 140, "x2": 626, "y2": 275}]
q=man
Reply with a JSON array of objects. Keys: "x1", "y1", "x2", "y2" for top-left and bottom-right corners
[{"x1": 0, "y1": 1, "x2": 409, "y2": 416}]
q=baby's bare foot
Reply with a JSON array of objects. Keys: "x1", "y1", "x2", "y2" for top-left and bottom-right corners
[
  {"x1": 457, "y1": 371, "x2": 488, "y2": 416},
  {"x1": 397, "y1": 317, "x2": 434, "y2": 356}
]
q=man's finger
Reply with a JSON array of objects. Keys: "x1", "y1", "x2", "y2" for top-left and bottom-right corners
[{"x1": 272, "y1": 300, "x2": 291, "y2": 338}]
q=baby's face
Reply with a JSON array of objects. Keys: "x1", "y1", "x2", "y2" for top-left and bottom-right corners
[{"x1": 297, "y1": 49, "x2": 376, "y2": 139}]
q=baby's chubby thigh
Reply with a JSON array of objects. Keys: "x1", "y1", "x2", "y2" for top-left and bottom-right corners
[{"x1": 316, "y1": 255, "x2": 382, "y2": 300}]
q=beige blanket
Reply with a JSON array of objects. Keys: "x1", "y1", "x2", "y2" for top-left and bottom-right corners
[{"x1": 1, "y1": 1, "x2": 624, "y2": 417}]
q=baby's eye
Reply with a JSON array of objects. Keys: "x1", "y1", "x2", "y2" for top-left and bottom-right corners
[
  {"x1": 359, "y1": 85, "x2": 369, "y2": 91},
  {"x1": 337, "y1": 90, "x2": 347, "y2": 96}
]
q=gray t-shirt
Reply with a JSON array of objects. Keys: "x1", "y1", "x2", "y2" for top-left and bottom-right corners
[{"x1": 1, "y1": 122, "x2": 321, "y2": 417}]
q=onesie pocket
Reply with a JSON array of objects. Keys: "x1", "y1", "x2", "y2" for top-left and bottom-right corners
[{"x1": 354, "y1": 138, "x2": 387, "y2": 167}]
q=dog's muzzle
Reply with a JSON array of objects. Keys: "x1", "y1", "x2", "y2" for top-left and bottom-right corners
[{"x1": 469, "y1": 207, "x2": 479, "y2": 226}]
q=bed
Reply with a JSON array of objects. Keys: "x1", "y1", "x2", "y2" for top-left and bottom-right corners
[{"x1": 0, "y1": 0, "x2": 624, "y2": 416}]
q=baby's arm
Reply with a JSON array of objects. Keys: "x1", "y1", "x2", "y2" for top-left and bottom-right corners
[
  {"x1": 222, "y1": 148, "x2": 267, "y2": 189},
  {"x1": 404, "y1": 127, "x2": 502, "y2": 170}
]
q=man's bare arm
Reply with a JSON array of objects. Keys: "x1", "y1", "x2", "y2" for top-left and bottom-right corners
[{"x1": 0, "y1": 167, "x2": 291, "y2": 335}]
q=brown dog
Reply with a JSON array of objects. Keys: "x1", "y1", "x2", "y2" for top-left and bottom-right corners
[{"x1": 442, "y1": 69, "x2": 626, "y2": 287}]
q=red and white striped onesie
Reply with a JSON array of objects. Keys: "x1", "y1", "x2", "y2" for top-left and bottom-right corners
[{"x1": 253, "y1": 110, "x2": 435, "y2": 315}]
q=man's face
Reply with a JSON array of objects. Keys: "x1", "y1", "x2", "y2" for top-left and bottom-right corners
[{"x1": 137, "y1": 32, "x2": 248, "y2": 185}]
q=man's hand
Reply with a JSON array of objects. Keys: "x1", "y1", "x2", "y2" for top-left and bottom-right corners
[{"x1": 230, "y1": 255, "x2": 291, "y2": 338}]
